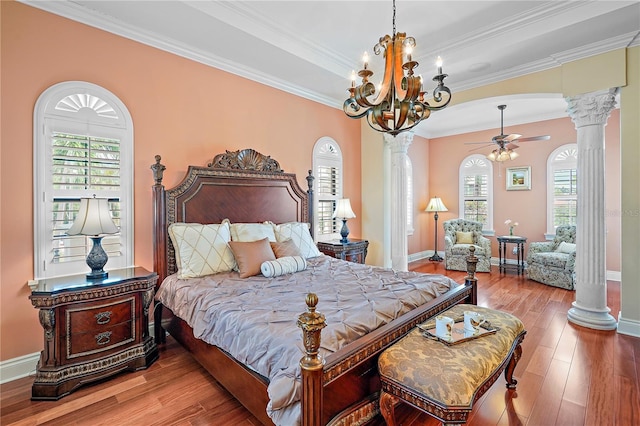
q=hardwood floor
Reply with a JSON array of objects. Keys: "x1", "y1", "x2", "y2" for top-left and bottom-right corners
[{"x1": 2, "y1": 262, "x2": 639, "y2": 425}]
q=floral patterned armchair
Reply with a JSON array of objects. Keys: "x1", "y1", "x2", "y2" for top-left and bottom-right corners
[
  {"x1": 443, "y1": 219, "x2": 491, "y2": 272},
  {"x1": 526, "y1": 225, "x2": 576, "y2": 290}
]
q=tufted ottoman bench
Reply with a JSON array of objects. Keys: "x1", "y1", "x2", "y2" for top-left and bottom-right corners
[{"x1": 378, "y1": 304, "x2": 526, "y2": 425}]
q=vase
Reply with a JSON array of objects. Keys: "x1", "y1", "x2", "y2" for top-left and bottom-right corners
[{"x1": 509, "y1": 227, "x2": 513, "y2": 236}]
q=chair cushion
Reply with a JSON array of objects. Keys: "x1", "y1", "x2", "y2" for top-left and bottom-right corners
[
  {"x1": 529, "y1": 252, "x2": 570, "y2": 269},
  {"x1": 456, "y1": 231, "x2": 474, "y2": 244},
  {"x1": 555, "y1": 241, "x2": 576, "y2": 254},
  {"x1": 451, "y1": 243, "x2": 486, "y2": 256}
]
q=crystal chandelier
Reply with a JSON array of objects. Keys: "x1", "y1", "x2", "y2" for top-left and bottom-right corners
[{"x1": 343, "y1": 0, "x2": 452, "y2": 136}]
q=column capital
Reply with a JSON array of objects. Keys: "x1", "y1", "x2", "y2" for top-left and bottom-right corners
[
  {"x1": 384, "y1": 132, "x2": 414, "y2": 153},
  {"x1": 566, "y1": 88, "x2": 618, "y2": 128}
]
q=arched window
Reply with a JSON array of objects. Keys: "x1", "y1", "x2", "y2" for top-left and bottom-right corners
[
  {"x1": 34, "y1": 82, "x2": 134, "y2": 278},
  {"x1": 312, "y1": 137, "x2": 343, "y2": 241},
  {"x1": 546, "y1": 144, "x2": 578, "y2": 237},
  {"x1": 459, "y1": 155, "x2": 494, "y2": 232}
]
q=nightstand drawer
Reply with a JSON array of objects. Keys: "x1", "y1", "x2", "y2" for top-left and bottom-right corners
[
  {"x1": 65, "y1": 297, "x2": 135, "y2": 335},
  {"x1": 66, "y1": 321, "x2": 135, "y2": 359}
]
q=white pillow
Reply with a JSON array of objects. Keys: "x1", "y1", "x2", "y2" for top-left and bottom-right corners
[
  {"x1": 556, "y1": 241, "x2": 576, "y2": 254},
  {"x1": 272, "y1": 222, "x2": 322, "y2": 259},
  {"x1": 230, "y1": 222, "x2": 276, "y2": 242},
  {"x1": 261, "y1": 256, "x2": 307, "y2": 278},
  {"x1": 168, "y1": 222, "x2": 235, "y2": 278}
]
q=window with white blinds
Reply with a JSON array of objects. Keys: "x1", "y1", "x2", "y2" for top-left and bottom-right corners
[
  {"x1": 51, "y1": 133, "x2": 122, "y2": 265},
  {"x1": 34, "y1": 82, "x2": 133, "y2": 279},
  {"x1": 547, "y1": 144, "x2": 578, "y2": 234},
  {"x1": 459, "y1": 155, "x2": 494, "y2": 231},
  {"x1": 313, "y1": 137, "x2": 343, "y2": 241}
]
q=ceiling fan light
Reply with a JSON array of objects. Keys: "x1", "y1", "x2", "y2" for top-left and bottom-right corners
[
  {"x1": 487, "y1": 150, "x2": 497, "y2": 161},
  {"x1": 509, "y1": 150, "x2": 519, "y2": 160}
]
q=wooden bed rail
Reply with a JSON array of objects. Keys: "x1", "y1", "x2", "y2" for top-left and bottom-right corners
[{"x1": 298, "y1": 246, "x2": 479, "y2": 426}]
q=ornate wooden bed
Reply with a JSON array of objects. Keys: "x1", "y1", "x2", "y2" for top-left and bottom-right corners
[{"x1": 151, "y1": 149, "x2": 478, "y2": 426}]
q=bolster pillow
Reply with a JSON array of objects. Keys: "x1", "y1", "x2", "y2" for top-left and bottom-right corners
[{"x1": 261, "y1": 256, "x2": 307, "y2": 278}]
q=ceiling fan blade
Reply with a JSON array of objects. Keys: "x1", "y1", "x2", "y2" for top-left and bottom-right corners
[
  {"x1": 468, "y1": 144, "x2": 493, "y2": 152},
  {"x1": 506, "y1": 143, "x2": 520, "y2": 150},
  {"x1": 517, "y1": 135, "x2": 551, "y2": 142},
  {"x1": 503, "y1": 133, "x2": 522, "y2": 142},
  {"x1": 464, "y1": 141, "x2": 493, "y2": 145}
]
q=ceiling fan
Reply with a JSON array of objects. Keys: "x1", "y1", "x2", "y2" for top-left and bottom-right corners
[{"x1": 466, "y1": 104, "x2": 551, "y2": 161}]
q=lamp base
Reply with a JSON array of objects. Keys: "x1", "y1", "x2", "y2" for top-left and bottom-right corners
[
  {"x1": 86, "y1": 236, "x2": 109, "y2": 280},
  {"x1": 339, "y1": 219, "x2": 350, "y2": 244},
  {"x1": 428, "y1": 252, "x2": 444, "y2": 262}
]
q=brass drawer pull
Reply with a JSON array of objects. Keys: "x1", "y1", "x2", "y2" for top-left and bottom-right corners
[
  {"x1": 95, "y1": 331, "x2": 112, "y2": 346},
  {"x1": 95, "y1": 311, "x2": 112, "y2": 325}
]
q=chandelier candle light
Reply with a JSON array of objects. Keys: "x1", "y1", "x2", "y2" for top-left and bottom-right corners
[
  {"x1": 343, "y1": 0, "x2": 451, "y2": 135},
  {"x1": 505, "y1": 219, "x2": 518, "y2": 236}
]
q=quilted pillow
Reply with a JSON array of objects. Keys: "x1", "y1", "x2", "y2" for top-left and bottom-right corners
[
  {"x1": 556, "y1": 241, "x2": 576, "y2": 254},
  {"x1": 261, "y1": 256, "x2": 307, "y2": 278},
  {"x1": 272, "y1": 222, "x2": 322, "y2": 259},
  {"x1": 270, "y1": 239, "x2": 302, "y2": 258},
  {"x1": 228, "y1": 237, "x2": 276, "y2": 278},
  {"x1": 456, "y1": 231, "x2": 474, "y2": 244},
  {"x1": 168, "y1": 222, "x2": 235, "y2": 279},
  {"x1": 230, "y1": 222, "x2": 276, "y2": 242}
]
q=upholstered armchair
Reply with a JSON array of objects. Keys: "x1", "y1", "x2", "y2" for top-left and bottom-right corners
[
  {"x1": 443, "y1": 219, "x2": 491, "y2": 272},
  {"x1": 526, "y1": 225, "x2": 576, "y2": 290}
]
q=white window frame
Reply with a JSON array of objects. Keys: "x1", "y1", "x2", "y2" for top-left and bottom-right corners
[
  {"x1": 458, "y1": 154, "x2": 494, "y2": 234},
  {"x1": 546, "y1": 143, "x2": 578, "y2": 238},
  {"x1": 312, "y1": 137, "x2": 344, "y2": 242},
  {"x1": 34, "y1": 81, "x2": 134, "y2": 279}
]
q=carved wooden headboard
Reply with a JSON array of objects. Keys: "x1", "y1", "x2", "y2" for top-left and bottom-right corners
[{"x1": 151, "y1": 149, "x2": 314, "y2": 284}]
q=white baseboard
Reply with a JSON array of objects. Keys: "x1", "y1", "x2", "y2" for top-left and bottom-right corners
[
  {"x1": 617, "y1": 312, "x2": 640, "y2": 338},
  {"x1": 0, "y1": 322, "x2": 157, "y2": 384}
]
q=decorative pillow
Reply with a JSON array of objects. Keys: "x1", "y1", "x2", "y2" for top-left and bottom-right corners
[
  {"x1": 556, "y1": 241, "x2": 577, "y2": 254},
  {"x1": 230, "y1": 222, "x2": 276, "y2": 242},
  {"x1": 272, "y1": 222, "x2": 322, "y2": 259},
  {"x1": 270, "y1": 239, "x2": 302, "y2": 258},
  {"x1": 228, "y1": 237, "x2": 276, "y2": 278},
  {"x1": 456, "y1": 231, "x2": 474, "y2": 244},
  {"x1": 168, "y1": 222, "x2": 235, "y2": 279},
  {"x1": 261, "y1": 256, "x2": 307, "y2": 278}
]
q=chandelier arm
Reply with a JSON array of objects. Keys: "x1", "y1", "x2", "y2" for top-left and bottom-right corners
[{"x1": 423, "y1": 85, "x2": 452, "y2": 111}]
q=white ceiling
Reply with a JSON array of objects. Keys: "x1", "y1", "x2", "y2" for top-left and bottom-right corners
[{"x1": 22, "y1": 0, "x2": 640, "y2": 138}]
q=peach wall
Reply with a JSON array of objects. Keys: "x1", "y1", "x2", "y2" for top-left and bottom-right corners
[
  {"x1": 425, "y1": 111, "x2": 621, "y2": 269},
  {"x1": 407, "y1": 136, "x2": 430, "y2": 255},
  {"x1": 0, "y1": 2, "x2": 361, "y2": 361}
]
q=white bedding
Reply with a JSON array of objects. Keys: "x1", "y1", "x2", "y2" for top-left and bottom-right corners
[{"x1": 155, "y1": 254, "x2": 458, "y2": 425}]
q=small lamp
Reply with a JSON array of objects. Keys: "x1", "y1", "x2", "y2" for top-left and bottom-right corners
[
  {"x1": 333, "y1": 198, "x2": 356, "y2": 243},
  {"x1": 425, "y1": 197, "x2": 448, "y2": 261},
  {"x1": 67, "y1": 195, "x2": 119, "y2": 279}
]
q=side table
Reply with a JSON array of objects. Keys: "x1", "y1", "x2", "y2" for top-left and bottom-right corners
[
  {"x1": 317, "y1": 238, "x2": 369, "y2": 264},
  {"x1": 497, "y1": 236, "x2": 527, "y2": 275},
  {"x1": 29, "y1": 267, "x2": 158, "y2": 400}
]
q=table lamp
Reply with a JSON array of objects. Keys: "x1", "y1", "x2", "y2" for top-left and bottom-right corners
[
  {"x1": 333, "y1": 198, "x2": 356, "y2": 243},
  {"x1": 425, "y1": 197, "x2": 448, "y2": 261},
  {"x1": 67, "y1": 195, "x2": 119, "y2": 279}
]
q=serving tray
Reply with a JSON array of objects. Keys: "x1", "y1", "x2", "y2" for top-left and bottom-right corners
[{"x1": 417, "y1": 319, "x2": 499, "y2": 346}]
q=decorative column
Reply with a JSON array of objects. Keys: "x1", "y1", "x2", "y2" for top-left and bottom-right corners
[
  {"x1": 566, "y1": 89, "x2": 618, "y2": 330},
  {"x1": 383, "y1": 132, "x2": 413, "y2": 271}
]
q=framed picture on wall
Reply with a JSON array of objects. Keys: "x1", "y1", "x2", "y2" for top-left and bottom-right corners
[{"x1": 506, "y1": 166, "x2": 531, "y2": 191}]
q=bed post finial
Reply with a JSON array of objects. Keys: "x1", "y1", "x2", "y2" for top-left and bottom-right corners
[
  {"x1": 306, "y1": 170, "x2": 315, "y2": 238},
  {"x1": 298, "y1": 293, "x2": 326, "y2": 425},
  {"x1": 465, "y1": 246, "x2": 478, "y2": 304},
  {"x1": 151, "y1": 155, "x2": 166, "y2": 185}
]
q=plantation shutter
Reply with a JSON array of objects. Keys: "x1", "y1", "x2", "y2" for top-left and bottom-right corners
[
  {"x1": 50, "y1": 132, "x2": 122, "y2": 265},
  {"x1": 463, "y1": 174, "x2": 488, "y2": 224},
  {"x1": 553, "y1": 168, "x2": 578, "y2": 226},
  {"x1": 316, "y1": 165, "x2": 339, "y2": 236}
]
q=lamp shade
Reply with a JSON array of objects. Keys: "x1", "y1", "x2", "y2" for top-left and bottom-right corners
[
  {"x1": 332, "y1": 198, "x2": 356, "y2": 219},
  {"x1": 425, "y1": 197, "x2": 448, "y2": 212},
  {"x1": 68, "y1": 196, "x2": 118, "y2": 236}
]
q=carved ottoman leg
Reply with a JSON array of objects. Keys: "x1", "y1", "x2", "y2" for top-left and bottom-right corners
[
  {"x1": 379, "y1": 390, "x2": 399, "y2": 426},
  {"x1": 504, "y1": 342, "x2": 523, "y2": 389}
]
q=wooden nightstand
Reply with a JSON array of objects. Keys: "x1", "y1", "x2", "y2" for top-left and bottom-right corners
[
  {"x1": 317, "y1": 238, "x2": 369, "y2": 264},
  {"x1": 29, "y1": 267, "x2": 158, "y2": 400}
]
